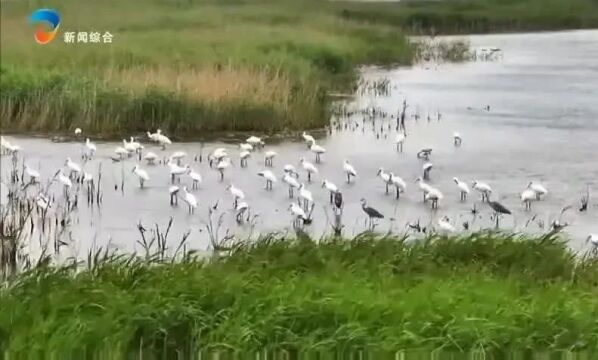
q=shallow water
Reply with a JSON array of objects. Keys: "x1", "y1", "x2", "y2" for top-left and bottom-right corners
[{"x1": 1, "y1": 30, "x2": 597, "y2": 256}]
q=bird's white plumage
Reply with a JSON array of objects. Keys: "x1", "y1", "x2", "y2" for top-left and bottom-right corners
[
  {"x1": 343, "y1": 160, "x2": 357, "y2": 176},
  {"x1": 453, "y1": 178, "x2": 470, "y2": 194}
]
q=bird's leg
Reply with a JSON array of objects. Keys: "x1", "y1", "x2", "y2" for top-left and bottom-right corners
[
  {"x1": 395, "y1": 187, "x2": 400, "y2": 200},
  {"x1": 308, "y1": 173, "x2": 311, "y2": 182},
  {"x1": 385, "y1": 183, "x2": 389, "y2": 194},
  {"x1": 171, "y1": 174, "x2": 174, "y2": 184},
  {"x1": 219, "y1": 171, "x2": 224, "y2": 181},
  {"x1": 347, "y1": 173, "x2": 350, "y2": 184},
  {"x1": 329, "y1": 192, "x2": 333, "y2": 204}
]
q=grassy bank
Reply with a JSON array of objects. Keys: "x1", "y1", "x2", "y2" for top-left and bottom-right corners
[
  {"x1": 1, "y1": 0, "x2": 597, "y2": 137},
  {"x1": 1, "y1": 233, "x2": 598, "y2": 357},
  {"x1": 0, "y1": 0, "x2": 414, "y2": 137}
]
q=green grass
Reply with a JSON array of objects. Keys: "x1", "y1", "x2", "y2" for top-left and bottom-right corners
[
  {"x1": 1, "y1": 233, "x2": 597, "y2": 357},
  {"x1": 1, "y1": 0, "x2": 597, "y2": 137}
]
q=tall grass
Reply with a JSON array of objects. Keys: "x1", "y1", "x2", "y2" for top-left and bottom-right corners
[
  {"x1": 0, "y1": 0, "x2": 415, "y2": 136},
  {"x1": 1, "y1": 233, "x2": 597, "y2": 357}
]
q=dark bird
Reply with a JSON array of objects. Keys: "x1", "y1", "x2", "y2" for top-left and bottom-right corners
[
  {"x1": 360, "y1": 198, "x2": 384, "y2": 229},
  {"x1": 487, "y1": 200, "x2": 511, "y2": 228},
  {"x1": 333, "y1": 190, "x2": 343, "y2": 212}
]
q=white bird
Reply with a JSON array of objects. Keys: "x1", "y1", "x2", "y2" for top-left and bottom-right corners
[
  {"x1": 65, "y1": 157, "x2": 81, "y2": 177},
  {"x1": 226, "y1": 183, "x2": 245, "y2": 207},
  {"x1": 283, "y1": 172, "x2": 300, "y2": 198},
  {"x1": 289, "y1": 202, "x2": 307, "y2": 226},
  {"x1": 239, "y1": 143, "x2": 253, "y2": 152},
  {"x1": 143, "y1": 152, "x2": 158, "y2": 165},
  {"x1": 170, "y1": 151, "x2": 187, "y2": 166},
  {"x1": 395, "y1": 132, "x2": 406, "y2": 152},
  {"x1": 57, "y1": 170, "x2": 72, "y2": 189},
  {"x1": 209, "y1": 148, "x2": 228, "y2": 167},
  {"x1": 438, "y1": 216, "x2": 456, "y2": 233},
  {"x1": 0, "y1": 136, "x2": 10, "y2": 154},
  {"x1": 300, "y1": 157, "x2": 318, "y2": 182},
  {"x1": 283, "y1": 164, "x2": 298, "y2": 177},
  {"x1": 527, "y1": 182, "x2": 548, "y2": 200},
  {"x1": 302, "y1": 131, "x2": 315, "y2": 147},
  {"x1": 264, "y1": 150, "x2": 277, "y2": 167},
  {"x1": 216, "y1": 158, "x2": 233, "y2": 181},
  {"x1": 169, "y1": 185, "x2": 180, "y2": 205},
  {"x1": 310, "y1": 143, "x2": 326, "y2": 163},
  {"x1": 123, "y1": 139, "x2": 136, "y2": 155},
  {"x1": 298, "y1": 183, "x2": 313, "y2": 210},
  {"x1": 74, "y1": 128, "x2": 82, "y2": 135},
  {"x1": 239, "y1": 150, "x2": 251, "y2": 167},
  {"x1": 235, "y1": 201, "x2": 250, "y2": 223},
  {"x1": 132, "y1": 165, "x2": 150, "y2": 188},
  {"x1": 129, "y1": 137, "x2": 142, "y2": 151},
  {"x1": 25, "y1": 165, "x2": 40, "y2": 183},
  {"x1": 472, "y1": 181, "x2": 492, "y2": 202},
  {"x1": 83, "y1": 171, "x2": 93, "y2": 185},
  {"x1": 147, "y1": 130, "x2": 159, "y2": 142},
  {"x1": 415, "y1": 177, "x2": 433, "y2": 202},
  {"x1": 343, "y1": 160, "x2": 357, "y2": 183},
  {"x1": 186, "y1": 167, "x2": 202, "y2": 189},
  {"x1": 586, "y1": 234, "x2": 598, "y2": 250},
  {"x1": 258, "y1": 170, "x2": 277, "y2": 190},
  {"x1": 389, "y1": 172, "x2": 407, "y2": 199},
  {"x1": 520, "y1": 188, "x2": 537, "y2": 211},
  {"x1": 453, "y1": 132, "x2": 462, "y2": 146},
  {"x1": 246, "y1": 136, "x2": 264, "y2": 148},
  {"x1": 453, "y1": 177, "x2": 470, "y2": 201},
  {"x1": 376, "y1": 168, "x2": 393, "y2": 194},
  {"x1": 181, "y1": 186, "x2": 197, "y2": 214},
  {"x1": 168, "y1": 162, "x2": 187, "y2": 183},
  {"x1": 425, "y1": 187, "x2": 444, "y2": 209},
  {"x1": 114, "y1": 146, "x2": 128, "y2": 158},
  {"x1": 36, "y1": 194, "x2": 51, "y2": 211},
  {"x1": 422, "y1": 162, "x2": 433, "y2": 180},
  {"x1": 85, "y1": 138, "x2": 97, "y2": 157},
  {"x1": 322, "y1": 179, "x2": 338, "y2": 203},
  {"x1": 156, "y1": 131, "x2": 172, "y2": 149}
]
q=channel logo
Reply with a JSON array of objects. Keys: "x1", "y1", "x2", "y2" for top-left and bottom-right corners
[{"x1": 29, "y1": 9, "x2": 61, "y2": 45}]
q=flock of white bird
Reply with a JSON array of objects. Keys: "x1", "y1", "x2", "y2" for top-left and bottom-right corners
[{"x1": 1, "y1": 127, "x2": 596, "y2": 250}]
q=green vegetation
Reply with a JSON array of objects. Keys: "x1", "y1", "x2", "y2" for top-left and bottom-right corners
[
  {"x1": 2, "y1": 233, "x2": 597, "y2": 357},
  {"x1": 1, "y1": 0, "x2": 597, "y2": 137}
]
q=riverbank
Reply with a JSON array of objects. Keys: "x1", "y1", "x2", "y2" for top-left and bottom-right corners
[
  {"x1": 3, "y1": 0, "x2": 597, "y2": 137},
  {"x1": 1, "y1": 234, "x2": 597, "y2": 356}
]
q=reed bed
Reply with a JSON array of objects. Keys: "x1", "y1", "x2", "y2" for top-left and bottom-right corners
[{"x1": 1, "y1": 232, "x2": 597, "y2": 357}]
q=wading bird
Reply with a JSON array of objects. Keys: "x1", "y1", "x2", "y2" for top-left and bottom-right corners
[
  {"x1": 343, "y1": 160, "x2": 357, "y2": 183},
  {"x1": 417, "y1": 148, "x2": 432, "y2": 160},
  {"x1": 168, "y1": 163, "x2": 187, "y2": 184},
  {"x1": 453, "y1": 132, "x2": 462, "y2": 146},
  {"x1": 216, "y1": 158, "x2": 233, "y2": 181},
  {"x1": 239, "y1": 150, "x2": 251, "y2": 167},
  {"x1": 395, "y1": 132, "x2": 406, "y2": 152},
  {"x1": 422, "y1": 162, "x2": 433, "y2": 180},
  {"x1": 473, "y1": 181, "x2": 492, "y2": 202},
  {"x1": 132, "y1": 165, "x2": 150, "y2": 188},
  {"x1": 65, "y1": 157, "x2": 81, "y2": 178},
  {"x1": 415, "y1": 177, "x2": 433, "y2": 202},
  {"x1": 246, "y1": 136, "x2": 264, "y2": 148},
  {"x1": 289, "y1": 203, "x2": 307, "y2": 228},
  {"x1": 143, "y1": 152, "x2": 158, "y2": 165},
  {"x1": 453, "y1": 178, "x2": 470, "y2": 201},
  {"x1": 187, "y1": 167, "x2": 202, "y2": 189},
  {"x1": 258, "y1": 170, "x2": 277, "y2": 190},
  {"x1": 438, "y1": 216, "x2": 456, "y2": 233},
  {"x1": 264, "y1": 150, "x2": 277, "y2": 167},
  {"x1": 487, "y1": 200, "x2": 512, "y2": 229},
  {"x1": 85, "y1": 138, "x2": 97, "y2": 157},
  {"x1": 283, "y1": 172, "x2": 300, "y2": 198},
  {"x1": 360, "y1": 198, "x2": 384, "y2": 229},
  {"x1": 25, "y1": 165, "x2": 40, "y2": 184},
  {"x1": 181, "y1": 186, "x2": 197, "y2": 214},
  {"x1": 283, "y1": 164, "x2": 299, "y2": 178},
  {"x1": 169, "y1": 186, "x2": 179, "y2": 205},
  {"x1": 298, "y1": 183, "x2": 313, "y2": 211},
  {"x1": 425, "y1": 187, "x2": 443, "y2": 209},
  {"x1": 235, "y1": 201, "x2": 250, "y2": 223},
  {"x1": 377, "y1": 168, "x2": 393, "y2": 194},
  {"x1": 527, "y1": 181, "x2": 548, "y2": 200},
  {"x1": 310, "y1": 142, "x2": 326, "y2": 163},
  {"x1": 302, "y1": 131, "x2": 315, "y2": 148},
  {"x1": 300, "y1": 157, "x2": 318, "y2": 182},
  {"x1": 226, "y1": 183, "x2": 245, "y2": 207},
  {"x1": 389, "y1": 172, "x2": 407, "y2": 199},
  {"x1": 521, "y1": 188, "x2": 536, "y2": 211},
  {"x1": 322, "y1": 180, "x2": 338, "y2": 203}
]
